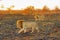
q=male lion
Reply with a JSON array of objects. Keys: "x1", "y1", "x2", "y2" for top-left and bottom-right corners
[{"x1": 16, "y1": 20, "x2": 40, "y2": 33}]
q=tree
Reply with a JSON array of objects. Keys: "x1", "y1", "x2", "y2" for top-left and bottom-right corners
[
  {"x1": 7, "y1": 5, "x2": 14, "y2": 10},
  {"x1": 0, "y1": 4, "x2": 4, "y2": 8},
  {"x1": 54, "y1": 6, "x2": 59, "y2": 11},
  {"x1": 42, "y1": 5, "x2": 50, "y2": 11},
  {"x1": 24, "y1": 6, "x2": 35, "y2": 15},
  {"x1": 7, "y1": 5, "x2": 15, "y2": 14}
]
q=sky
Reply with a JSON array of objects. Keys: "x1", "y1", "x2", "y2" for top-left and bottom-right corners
[{"x1": 0, "y1": 0, "x2": 60, "y2": 10}]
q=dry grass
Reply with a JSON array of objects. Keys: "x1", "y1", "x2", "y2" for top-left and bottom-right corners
[{"x1": 0, "y1": 14, "x2": 60, "y2": 40}]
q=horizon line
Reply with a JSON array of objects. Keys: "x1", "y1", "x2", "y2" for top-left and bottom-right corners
[{"x1": 0, "y1": 6, "x2": 60, "y2": 10}]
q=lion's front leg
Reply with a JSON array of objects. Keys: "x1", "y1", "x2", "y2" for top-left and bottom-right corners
[
  {"x1": 35, "y1": 27, "x2": 40, "y2": 33},
  {"x1": 31, "y1": 27, "x2": 35, "y2": 33},
  {"x1": 24, "y1": 28, "x2": 27, "y2": 33},
  {"x1": 18, "y1": 28, "x2": 27, "y2": 34},
  {"x1": 18, "y1": 28, "x2": 24, "y2": 34}
]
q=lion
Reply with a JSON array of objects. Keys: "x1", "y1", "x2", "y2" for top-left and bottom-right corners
[{"x1": 16, "y1": 20, "x2": 40, "y2": 33}]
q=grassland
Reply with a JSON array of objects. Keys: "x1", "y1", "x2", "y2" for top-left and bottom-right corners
[{"x1": 0, "y1": 14, "x2": 60, "y2": 40}]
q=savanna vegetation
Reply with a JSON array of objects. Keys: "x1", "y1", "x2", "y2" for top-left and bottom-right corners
[{"x1": 0, "y1": 6, "x2": 60, "y2": 40}]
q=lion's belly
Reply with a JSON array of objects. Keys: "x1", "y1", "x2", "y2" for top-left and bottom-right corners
[{"x1": 23, "y1": 22, "x2": 38, "y2": 29}]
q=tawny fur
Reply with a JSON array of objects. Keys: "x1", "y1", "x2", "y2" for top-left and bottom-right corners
[{"x1": 16, "y1": 20, "x2": 40, "y2": 33}]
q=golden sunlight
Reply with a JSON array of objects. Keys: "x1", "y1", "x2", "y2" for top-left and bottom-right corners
[{"x1": 0, "y1": 0, "x2": 60, "y2": 10}]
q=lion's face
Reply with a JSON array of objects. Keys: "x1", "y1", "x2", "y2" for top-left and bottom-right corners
[{"x1": 16, "y1": 20, "x2": 23, "y2": 29}]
